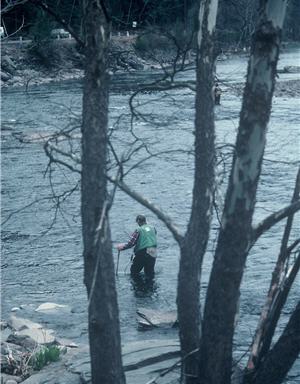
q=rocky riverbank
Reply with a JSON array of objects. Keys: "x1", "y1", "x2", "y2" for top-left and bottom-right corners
[
  {"x1": 0, "y1": 35, "x2": 182, "y2": 89},
  {"x1": 1, "y1": 302, "x2": 183, "y2": 384},
  {"x1": 1, "y1": 303, "x2": 82, "y2": 384},
  {"x1": 1, "y1": 303, "x2": 245, "y2": 384},
  {"x1": 0, "y1": 303, "x2": 246, "y2": 384},
  {"x1": 226, "y1": 77, "x2": 300, "y2": 99},
  {"x1": 2, "y1": 36, "x2": 299, "y2": 94}
]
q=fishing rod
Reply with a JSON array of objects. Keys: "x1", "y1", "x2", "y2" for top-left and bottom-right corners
[{"x1": 116, "y1": 250, "x2": 120, "y2": 276}]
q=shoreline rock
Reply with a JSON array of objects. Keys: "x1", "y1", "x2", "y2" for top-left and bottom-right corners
[
  {"x1": 1, "y1": 305, "x2": 245, "y2": 384},
  {"x1": 1, "y1": 38, "x2": 299, "y2": 96},
  {"x1": 0, "y1": 36, "x2": 175, "y2": 89},
  {"x1": 1, "y1": 304, "x2": 79, "y2": 383}
]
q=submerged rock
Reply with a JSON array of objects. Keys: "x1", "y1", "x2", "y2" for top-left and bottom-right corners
[{"x1": 35, "y1": 302, "x2": 71, "y2": 313}]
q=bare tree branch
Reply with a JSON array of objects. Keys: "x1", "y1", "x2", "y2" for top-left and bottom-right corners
[
  {"x1": 107, "y1": 176, "x2": 184, "y2": 244},
  {"x1": 287, "y1": 238, "x2": 300, "y2": 254},
  {"x1": 1, "y1": 0, "x2": 29, "y2": 14},
  {"x1": 251, "y1": 200, "x2": 300, "y2": 246},
  {"x1": 1, "y1": 15, "x2": 25, "y2": 40}
]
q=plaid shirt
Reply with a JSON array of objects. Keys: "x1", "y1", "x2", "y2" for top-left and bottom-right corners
[{"x1": 121, "y1": 230, "x2": 139, "y2": 250}]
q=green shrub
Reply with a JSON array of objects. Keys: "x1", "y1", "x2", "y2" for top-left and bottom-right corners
[
  {"x1": 30, "y1": 345, "x2": 61, "y2": 371},
  {"x1": 46, "y1": 345, "x2": 61, "y2": 362}
]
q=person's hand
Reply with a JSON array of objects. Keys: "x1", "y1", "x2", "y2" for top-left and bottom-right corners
[{"x1": 116, "y1": 244, "x2": 124, "y2": 251}]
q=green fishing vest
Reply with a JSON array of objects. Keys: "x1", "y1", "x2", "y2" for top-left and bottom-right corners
[{"x1": 134, "y1": 224, "x2": 157, "y2": 253}]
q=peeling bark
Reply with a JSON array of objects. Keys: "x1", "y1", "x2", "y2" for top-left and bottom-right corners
[{"x1": 199, "y1": 1, "x2": 287, "y2": 383}]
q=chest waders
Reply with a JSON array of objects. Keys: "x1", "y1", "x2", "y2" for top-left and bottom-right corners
[{"x1": 131, "y1": 224, "x2": 157, "y2": 279}]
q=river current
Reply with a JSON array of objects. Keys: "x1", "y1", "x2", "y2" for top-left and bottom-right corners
[{"x1": 1, "y1": 47, "x2": 300, "y2": 382}]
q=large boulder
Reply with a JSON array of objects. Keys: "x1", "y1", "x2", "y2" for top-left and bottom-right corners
[
  {"x1": 9, "y1": 316, "x2": 42, "y2": 332},
  {"x1": 7, "y1": 333, "x2": 39, "y2": 350},
  {"x1": 14, "y1": 328, "x2": 55, "y2": 346},
  {"x1": 7, "y1": 315, "x2": 56, "y2": 346},
  {"x1": 1, "y1": 71, "x2": 12, "y2": 82},
  {"x1": 1, "y1": 56, "x2": 16, "y2": 75}
]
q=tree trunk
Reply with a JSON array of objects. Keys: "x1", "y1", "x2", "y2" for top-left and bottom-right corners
[
  {"x1": 252, "y1": 301, "x2": 300, "y2": 384},
  {"x1": 177, "y1": 0, "x2": 218, "y2": 382},
  {"x1": 199, "y1": 1, "x2": 287, "y2": 383},
  {"x1": 81, "y1": 1, "x2": 125, "y2": 383}
]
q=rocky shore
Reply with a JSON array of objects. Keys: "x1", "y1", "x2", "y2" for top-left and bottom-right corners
[
  {"x1": 1, "y1": 303, "x2": 85, "y2": 384},
  {"x1": 1, "y1": 302, "x2": 184, "y2": 384},
  {"x1": 1, "y1": 303, "x2": 246, "y2": 384},
  {"x1": 2, "y1": 36, "x2": 299, "y2": 96},
  {"x1": 0, "y1": 35, "x2": 180, "y2": 89}
]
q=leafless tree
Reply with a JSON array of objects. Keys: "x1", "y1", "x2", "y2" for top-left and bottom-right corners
[
  {"x1": 198, "y1": 1, "x2": 295, "y2": 383},
  {"x1": 80, "y1": 1, "x2": 125, "y2": 383}
]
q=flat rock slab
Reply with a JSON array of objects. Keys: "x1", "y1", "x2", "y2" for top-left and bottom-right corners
[
  {"x1": 123, "y1": 339, "x2": 180, "y2": 371},
  {"x1": 9, "y1": 316, "x2": 42, "y2": 332},
  {"x1": 67, "y1": 339, "x2": 180, "y2": 384},
  {"x1": 137, "y1": 308, "x2": 177, "y2": 329},
  {"x1": 124, "y1": 340, "x2": 180, "y2": 384},
  {"x1": 21, "y1": 356, "x2": 81, "y2": 384},
  {"x1": 125, "y1": 358, "x2": 180, "y2": 384}
]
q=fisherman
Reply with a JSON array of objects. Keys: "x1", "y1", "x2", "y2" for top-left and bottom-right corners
[
  {"x1": 214, "y1": 82, "x2": 222, "y2": 105},
  {"x1": 116, "y1": 215, "x2": 157, "y2": 279}
]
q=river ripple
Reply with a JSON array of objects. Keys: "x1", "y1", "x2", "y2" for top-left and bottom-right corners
[{"x1": 1, "y1": 49, "x2": 299, "y2": 382}]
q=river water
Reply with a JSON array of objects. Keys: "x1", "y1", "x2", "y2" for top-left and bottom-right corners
[{"x1": 1, "y1": 47, "x2": 300, "y2": 381}]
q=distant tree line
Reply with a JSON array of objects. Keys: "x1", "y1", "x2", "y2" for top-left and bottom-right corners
[{"x1": 2, "y1": 0, "x2": 300, "y2": 44}]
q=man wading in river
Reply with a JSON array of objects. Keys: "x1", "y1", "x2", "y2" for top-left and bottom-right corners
[{"x1": 116, "y1": 215, "x2": 157, "y2": 279}]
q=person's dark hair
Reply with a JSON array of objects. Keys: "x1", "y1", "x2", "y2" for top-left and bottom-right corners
[{"x1": 136, "y1": 214, "x2": 146, "y2": 225}]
